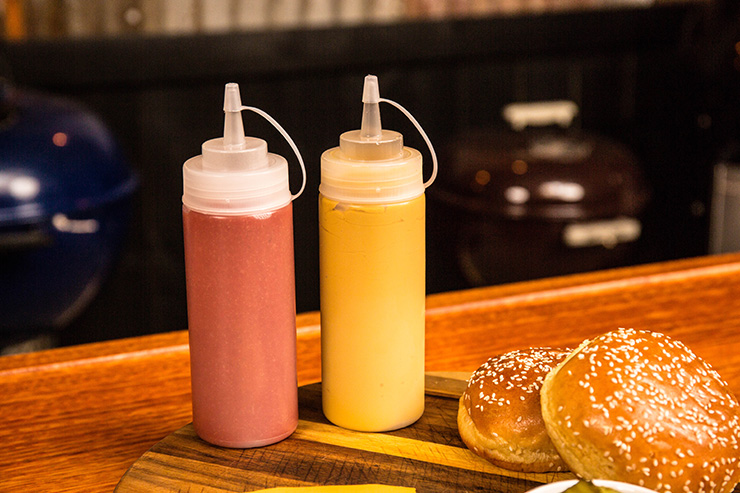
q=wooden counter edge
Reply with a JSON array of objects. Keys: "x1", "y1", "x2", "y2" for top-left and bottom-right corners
[{"x1": 2, "y1": 252, "x2": 740, "y2": 383}]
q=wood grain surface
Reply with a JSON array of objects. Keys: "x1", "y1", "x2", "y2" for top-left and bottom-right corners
[
  {"x1": 115, "y1": 377, "x2": 574, "y2": 492},
  {"x1": 2, "y1": 253, "x2": 740, "y2": 492}
]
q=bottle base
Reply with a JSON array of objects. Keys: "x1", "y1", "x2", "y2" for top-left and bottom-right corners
[
  {"x1": 325, "y1": 409, "x2": 424, "y2": 433},
  {"x1": 194, "y1": 422, "x2": 297, "y2": 449}
]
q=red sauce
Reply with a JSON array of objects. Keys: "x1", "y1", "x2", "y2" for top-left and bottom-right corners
[{"x1": 183, "y1": 204, "x2": 298, "y2": 448}]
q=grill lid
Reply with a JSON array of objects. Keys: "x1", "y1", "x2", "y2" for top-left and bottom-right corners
[
  {"x1": 0, "y1": 85, "x2": 137, "y2": 228},
  {"x1": 435, "y1": 102, "x2": 649, "y2": 220}
]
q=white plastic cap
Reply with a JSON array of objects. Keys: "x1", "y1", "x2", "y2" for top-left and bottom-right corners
[
  {"x1": 320, "y1": 74, "x2": 424, "y2": 204},
  {"x1": 182, "y1": 83, "x2": 291, "y2": 214}
]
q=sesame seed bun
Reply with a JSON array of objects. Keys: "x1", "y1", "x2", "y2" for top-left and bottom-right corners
[
  {"x1": 458, "y1": 348, "x2": 571, "y2": 472},
  {"x1": 540, "y1": 328, "x2": 740, "y2": 493}
]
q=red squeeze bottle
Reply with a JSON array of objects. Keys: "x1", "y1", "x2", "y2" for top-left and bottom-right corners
[{"x1": 182, "y1": 83, "x2": 305, "y2": 448}]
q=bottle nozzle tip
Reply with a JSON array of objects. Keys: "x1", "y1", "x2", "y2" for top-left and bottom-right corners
[
  {"x1": 224, "y1": 82, "x2": 243, "y2": 113},
  {"x1": 222, "y1": 83, "x2": 245, "y2": 147},
  {"x1": 362, "y1": 75, "x2": 380, "y2": 104},
  {"x1": 360, "y1": 75, "x2": 383, "y2": 138}
]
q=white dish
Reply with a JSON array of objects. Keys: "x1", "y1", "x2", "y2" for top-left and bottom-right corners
[{"x1": 525, "y1": 479, "x2": 658, "y2": 493}]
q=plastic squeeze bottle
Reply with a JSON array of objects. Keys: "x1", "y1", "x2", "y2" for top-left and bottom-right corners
[
  {"x1": 182, "y1": 83, "x2": 306, "y2": 448},
  {"x1": 319, "y1": 75, "x2": 438, "y2": 431}
]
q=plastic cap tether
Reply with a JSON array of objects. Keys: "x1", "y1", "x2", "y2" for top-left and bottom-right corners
[
  {"x1": 183, "y1": 83, "x2": 305, "y2": 214},
  {"x1": 321, "y1": 75, "x2": 437, "y2": 204}
]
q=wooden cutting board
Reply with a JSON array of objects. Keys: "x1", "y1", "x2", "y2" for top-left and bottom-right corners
[{"x1": 115, "y1": 375, "x2": 574, "y2": 492}]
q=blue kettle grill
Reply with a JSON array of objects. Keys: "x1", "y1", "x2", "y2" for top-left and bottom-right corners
[{"x1": 0, "y1": 81, "x2": 137, "y2": 343}]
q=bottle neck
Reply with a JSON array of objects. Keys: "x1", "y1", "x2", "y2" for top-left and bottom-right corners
[
  {"x1": 339, "y1": 129, "x2": 403, "y2": 161},
  {"x1": 201, "y1": 136, "x2": 269, "y2": 171}
]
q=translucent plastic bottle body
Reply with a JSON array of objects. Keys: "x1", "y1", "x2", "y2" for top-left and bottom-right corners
[
  {"x1": 319, "y1": 194, "x2": 426, "y2": 431},
  {"x1": 183, "y1": 203, "x2": 298, "y2": 448}
]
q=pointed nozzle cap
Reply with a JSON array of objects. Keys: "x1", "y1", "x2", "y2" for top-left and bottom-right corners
[
  {"x1": 360, "y1": 74, "x2": 382, "y2": 139},
  {"x1": 200, "y1": 82, "x2": 268, "y2": 172},
  {"x1": 362, "y1": 75, "x2": 380, "y2": 104},
  {"x1": 223, "y1": 82, "x2": 245, "y2": 147}
]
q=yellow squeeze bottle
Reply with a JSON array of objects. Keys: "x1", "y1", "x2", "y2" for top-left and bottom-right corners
[{"x1": 319, "y1": 75, "x2": 437, "y2": 431}]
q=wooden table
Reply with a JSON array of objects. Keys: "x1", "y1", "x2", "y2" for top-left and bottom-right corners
[{"x1": 2, "y1": 253, "x2": 740, "y2": 492}]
